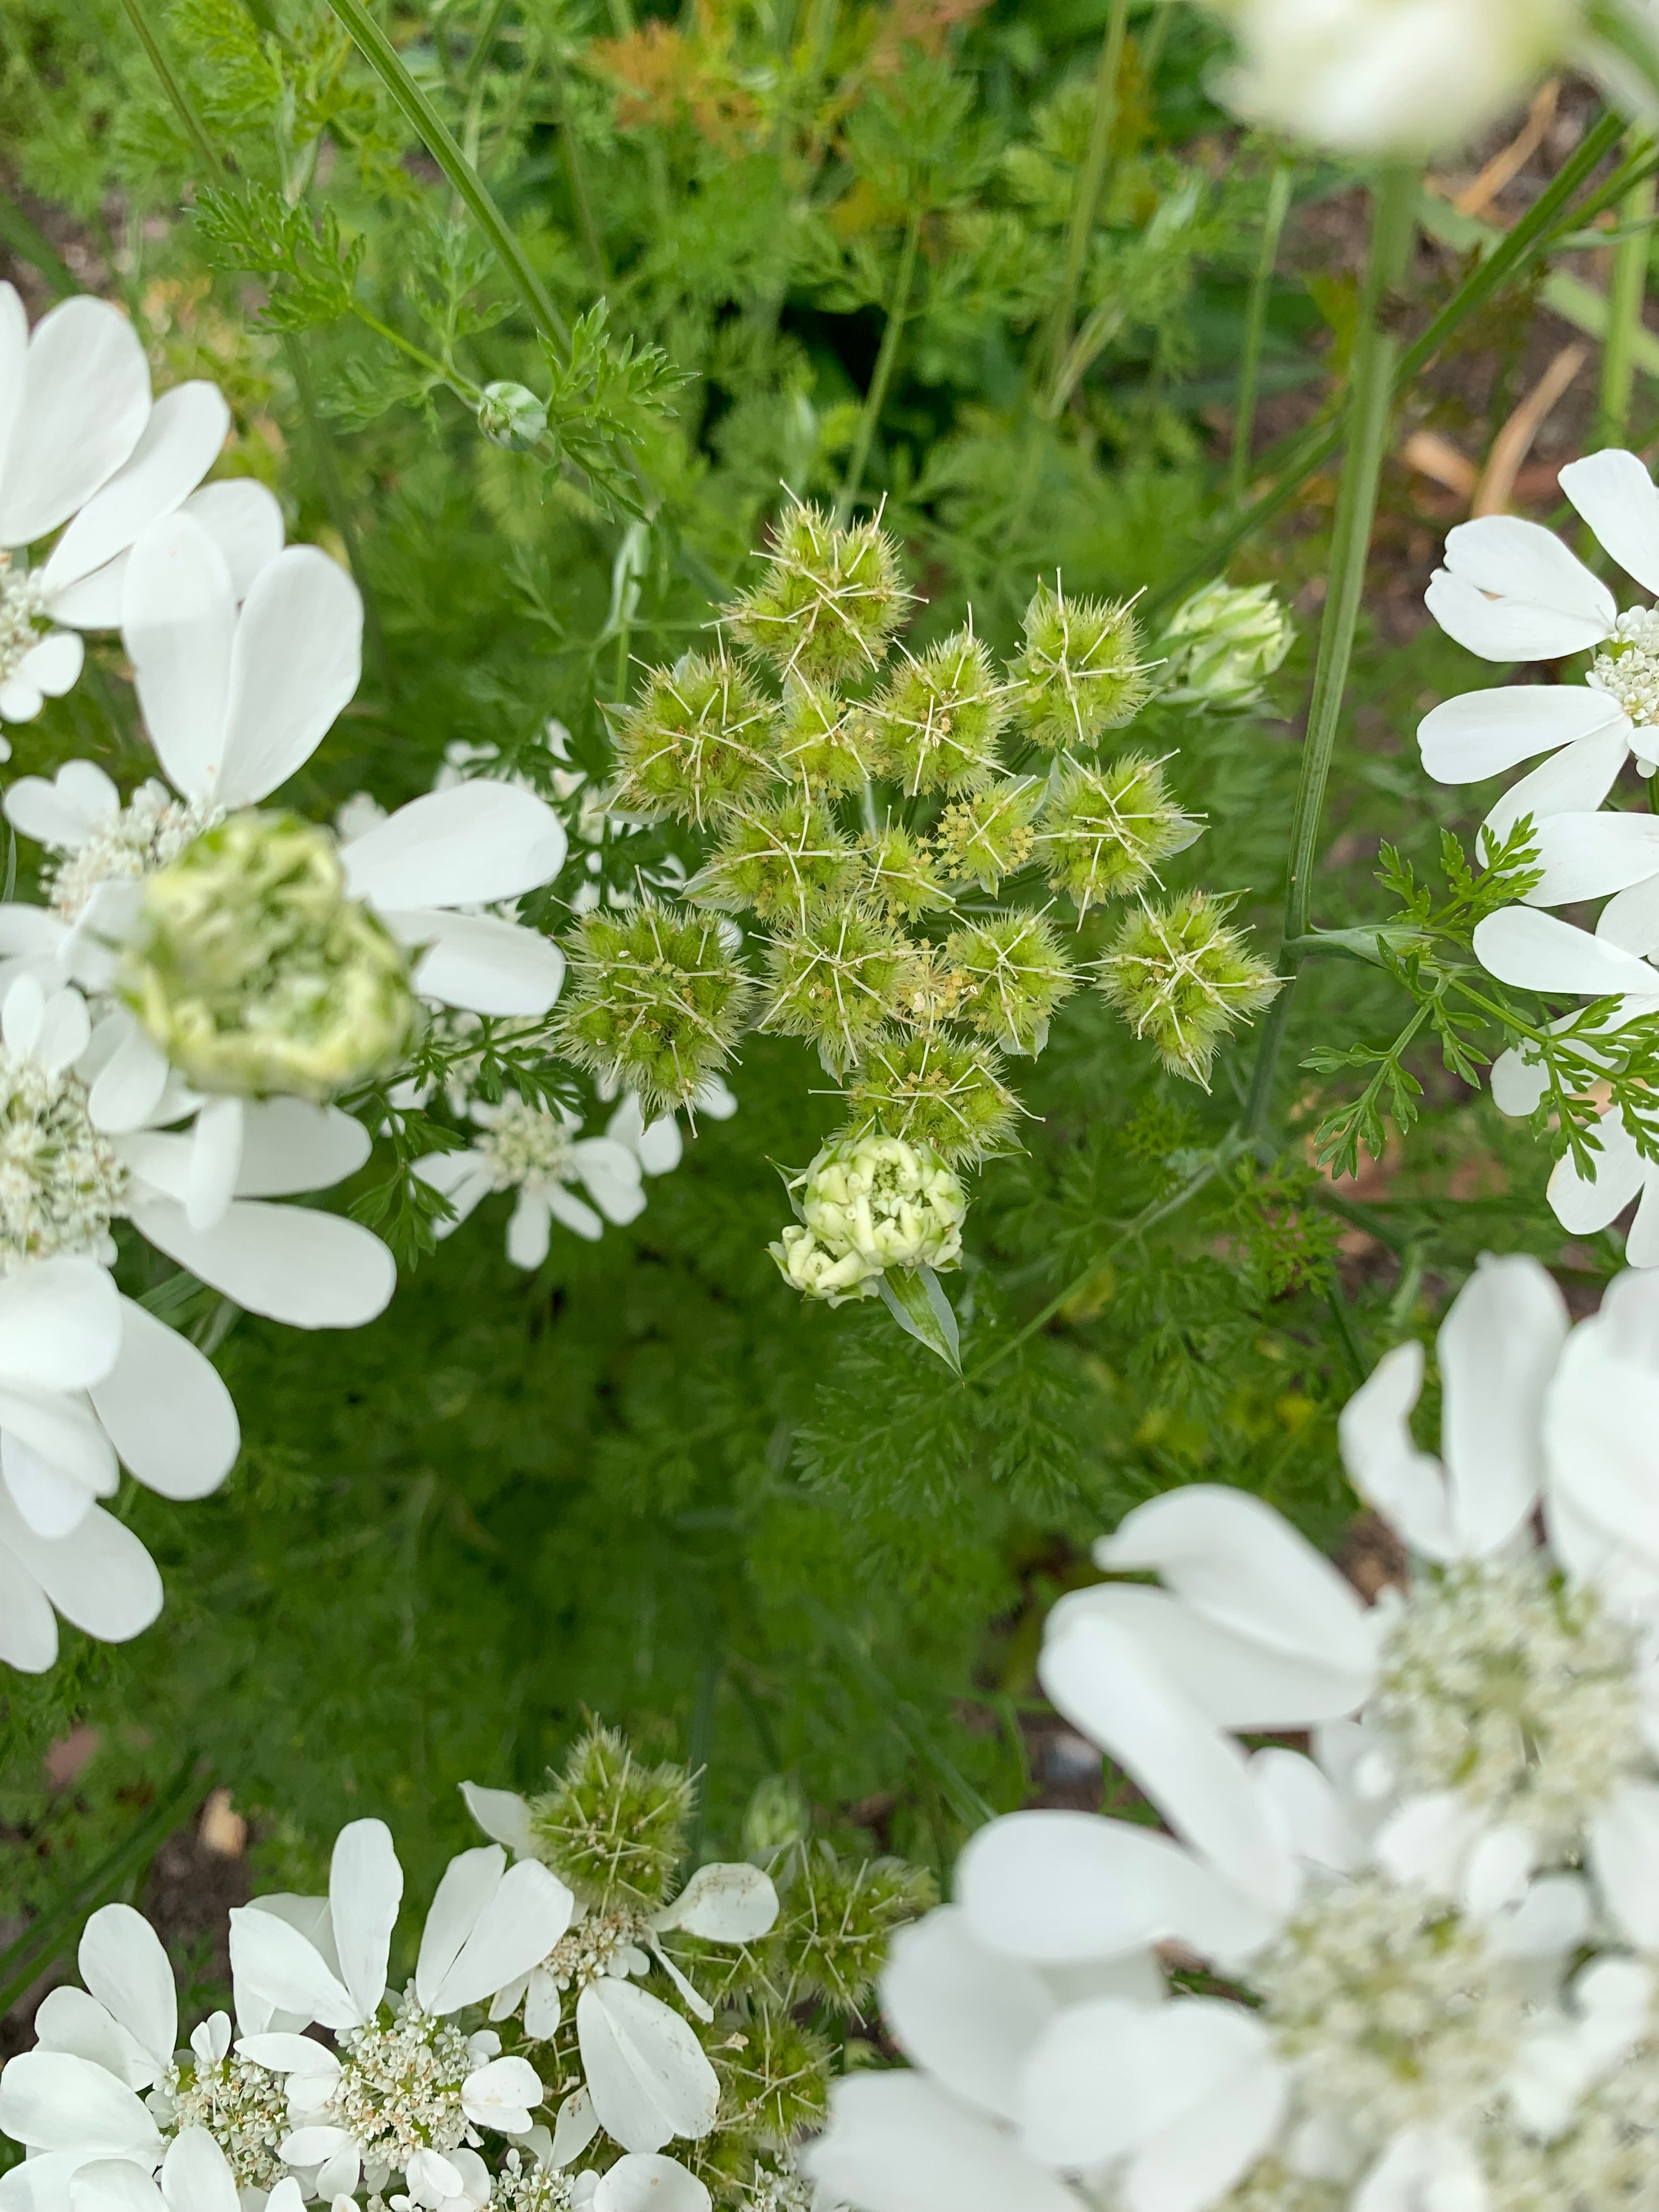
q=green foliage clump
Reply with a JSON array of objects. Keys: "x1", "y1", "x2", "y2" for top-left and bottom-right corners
[
  {"x1": 1010, "y1": 580, "x2": 1150, "y2": 749},
  {"x1": 528, "y1": 1722, "x2": 694, "y2": 1909},
  {"x1": 612, "y1": 654, "x2": 780, "y2": 826},
  {"x1": 1098, "y1": 893, "x2": 1282, "y2": 1087},
  {"x1": 560, "y1": 905, "x2": 754, "y2": 1116}
]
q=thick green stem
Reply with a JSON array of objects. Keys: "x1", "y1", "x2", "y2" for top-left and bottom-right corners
[
  {"x1": 328, "y1": 0, "x2": 571, "y2": 357},
  {"x1": 834, "y1": 206, "x2": 922, "y2": 524},
  {"x1": 1599, "y1": 131, "x2": 1655, "y2": 445},
  {"x1": 1042, "y1": 0, "x2": 1129, "y2": 411},
  {"x1": 1230, "y1": 161, "x2": 1293, "y2": 506},
  {"x1": 1244, "y1": 165, "x2": 1420, "y2": 1139}
]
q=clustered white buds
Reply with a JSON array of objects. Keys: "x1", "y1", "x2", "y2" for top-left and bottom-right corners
[{"x1": 770, "y1": 1134, "x2": 967, "y2": 1304}]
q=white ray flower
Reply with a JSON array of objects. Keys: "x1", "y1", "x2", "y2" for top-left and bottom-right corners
[
  {"x1": 417, "y1": 1096, "x2": 645, "y2": 1264},
  {"x1": 230, "y1": 1818, "x2": 574, "y2": 2202},
  {"x1": 0, "y1": 283, "x2": 281, "y2": 730}
]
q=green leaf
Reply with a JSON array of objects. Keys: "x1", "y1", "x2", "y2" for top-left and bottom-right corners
[{"x1": 877, "y1": 1267, "x2": 962, "y2": 1373}]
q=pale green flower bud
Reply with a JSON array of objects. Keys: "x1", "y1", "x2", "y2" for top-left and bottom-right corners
[
  {"x1": 743, "y1": 1774, "x2": 814, "y2": 1856},
  {"x1": 122, "y1": 810, "x2": 418, "y2": 1101},
  {"x1": 769, "y1": 1222, "x2": 878, "y2": 1304},
  {"x1": 1159, "y1": 580, "x2": 1293, "y2": 709},
  {"x1": 798, "y1": 1133, "x2": 966, "y2": 1276},
  {"x1": 477, "y1": 380, "x2": 549, "y2": 450}
]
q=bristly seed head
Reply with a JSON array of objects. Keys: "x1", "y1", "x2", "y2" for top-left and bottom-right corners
[
  {"x1": 944, "y1": 912, "x2": 1075, "y2": 1055},
  {"x1": 760, "y1": 899, "x2": 921, "y2": 1073},
  {"x1": 840, "y1": 1030, "x2": 1019, "y2": 1161},
  {"x1": 528, "y1": 1722, "x2": 695, "y2": 1910},
  {"x1": 558, "y1": 903, "x2": 753, "y2": 1120},
  {"x1": 932, "y1": 778, "x2": 1041, "y2": 892},
  {"x1": 611, "y1": 652, "x2": 781, "y2": 826},
  {"x1": 774, "y1": 682, "x2": 877, "y2": 798},
  {"x1": 730, "y1": 504, "x2": 909, "y2": 687},
  {"x1": 1096, "y1": 891, "x2": 1279, "y2": 1087},
  {"x1": 689, "y1": 794, "x2": 859, "y2": 926},
  {"x1": 1037, "y1": 754, "x2": 1200, "y2": 913},
  {"x1": 1009, "y1": 578, "x2": 1150, "y2": 750},
  {"x1": 865, "y1": 630, "x2": 1009, "y2": 797}
]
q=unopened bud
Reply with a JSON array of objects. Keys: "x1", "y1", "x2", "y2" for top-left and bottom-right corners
[
  {"x1": 1159, "y1": 580, "x2": 1293, "y2": 709},
  {"x1": 477, "y1": 380, "x2": 549, "y2": 450}
]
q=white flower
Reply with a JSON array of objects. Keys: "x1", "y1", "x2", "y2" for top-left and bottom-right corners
[
  {"x1": 418, "y1": 1096, "x2": 646, "y2": 1265},
  {"x1": 230, "y1": 1818, "x2": 574, "y2": 2202},
  {"x1": 67, "y1": 2128, "x2": 246, "y2": 2212},
  {"x1": 1207, "y1": 0, "x2": 1579, "y2": 156},
  {"x1": 0, "y1": 283, "x2": 280, "y2": 729},
  {"x1": 460, "y1": 1783, "x2": 778, "y2": 2157}
]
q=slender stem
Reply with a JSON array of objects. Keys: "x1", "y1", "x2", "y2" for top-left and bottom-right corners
[
  {"x1": 1042, "y1": 0, "x2": 1129, "y2": 411},
  {"x1": 546, "y1": 47, "x2": 608, "y2": 284},
  {"x1": 1230, "y1": 161, "x2": 1293, "y2": 506},
  {"x1": 284, "y1": 339, "x2": 396, "y2": 698},
  {"x1": 1598, "y1": 130, "x2": 1655, "y2": 446},
  {"x1": 1138, "y1": 0, "x2": 1174, "y2": 80},
  {"x1": 328, "y1": 0, "x2": 571, "y2": 357},
  {"x1": 0, "y1": 187, "x2": 78, "y2": 296},
  {"x1": 834, "y1": 207, "x2": 922, "y2": 524},
  {"x1": 115, "y1": 0, "x2": 221, "y2": 168},
  {"x1": 1244, "y1": 165, "x2": 1420, "y2": 1139},
  {"x1": 462, "y1": 0, "x2": 512, "y2": 86}
]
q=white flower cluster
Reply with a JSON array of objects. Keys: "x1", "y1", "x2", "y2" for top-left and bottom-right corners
[
  {"x1": 808, "y1": 1255, "x2": 1659, "y2": 2212},
  {"x1": 770, "y1": 1134, "x2": 966, "y2": 1304},
  {"x1": 1418, "y1": 445, "x2": 1659, "y2": 1262}
]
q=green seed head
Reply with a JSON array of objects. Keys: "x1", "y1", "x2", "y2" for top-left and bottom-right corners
[
  {"x1": 774, "y1": 682, "x2": 877, "y2": 798},
  {"x1": 945, "y1": 912, "x2": 1075, "y2": 1055},
  {"x1": 121, "y1": 810, "x2": 417, "y2": 1102},
  {"x1": 527, "y1": 1722, "x2": 694, "y2": 1910},
  {"x1": 1011, "y1": 579, "x2": 1150, "y2": 750},
  {"x1": 855, "y1": 825, "x2": 952, "y2": 921},
  {"x1": 612, "y1": 652, "x2": 781, "y2": 826},
  {"x1": 760, "y1": 899, "x2": 921, "y2": 1073},
  {"x1": 731, "y1": 503, "x2": 909, "y2": 686},
  {"x1": 690, "y1": 794, "x2": 859, "y2": 926},
  {"x1": 1097, "y1": 892, "x2": 1281, "y2": 1087},
  {"x1": 560, "y1": 903, "x2": 754, "y2": 1119},
  {"x1": 932, "y1": 777, "x2": 1042, "y2": 891},
  {"x1": 768, "y1": 1844, "x2": 937, "y2": 2015},
  {"x1": 1158, "y1": 578, "x2": 1294, "y2": 709},
  {"x1": 716, "y1": 2005, "x2": 833, "y2": 2147},
  {"x1": 866, "y1": 631, "x2": 1009, "y2": 797},
  {"x1": 1037, "y1": 753, "x2": 1201, "y2": 912},
  {"x1": 841, "y1": 1029, "x2": 1019, "y2": 1162}
]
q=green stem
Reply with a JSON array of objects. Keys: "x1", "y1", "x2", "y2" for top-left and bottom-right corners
[
  {"x1": 1244, "y1": 165, "x2": 1420, "y2": 1139},
  {"x1": 462, "y1": 0, "x2": 513, "y2": 86},
  {"x1": 328, "y1": 0, "x2": 572, "y2": 357},
  {"x1": 0, "y1": 187, "x2": 78, "y2": 296},
  {"x1": 834, "y1": 206, "x2": 922, "y2": 525},
  {"x1": 1042, "y1": 0, "x2": 1128, "y2": 410},
  {"x1": 546, "y1": 47, "x2": 608, "y2": 284},
  {"x1": 115, "y1": 0, "x2": 221, "y2": 168},
  {"x1": 1599, "y1": 130, "x2": 1655, "y2": 446},
  {"x1": 1230, "y1": 161, "x2": 1293, "y2": 506}
]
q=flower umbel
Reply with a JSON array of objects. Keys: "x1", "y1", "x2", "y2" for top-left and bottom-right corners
[{"x1": 0, "y1": 1045, "x2": 125, "y2": 1266}]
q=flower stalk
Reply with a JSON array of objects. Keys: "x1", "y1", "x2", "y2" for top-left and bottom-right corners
[
  {"x1": 1598, "y1": 129, "x2": 1656, "y2": 446},
  {"x1": 1042, "y1": 0, "x2": 1131, "y2": 414},
  {"x1": 1229, "y1": 160, "x2": 1294, "y2": 505},
  {"x1": 834, "y1": 206, "x2": 924, "y2": 524}
]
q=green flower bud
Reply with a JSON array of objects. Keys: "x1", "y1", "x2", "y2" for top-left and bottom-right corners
[
  {"x1": 528, "y1": 1723, "x2": 694, "y2": 1910},
  {"x1": 121, "y1": 810, "x2": 417, "y2": 1102},
  {"x1": 690, "y1": 794, "x2": 858, "y2": 925},
  {"x1": 760, "y1": 899, "x2": 920, "y2": 1072},
  {"x1": 767, "y1": 1844, "x2": 936, "y2": 2015},
  {"x1": 855, "y1": 825, "x2": 952, "y2": 921},
  {"x1": 1097, "y1": 891, "x2": 1281, "y2": 1087},
  {"x1": 775, "y1": 681, "x2": 876, "y2": 797},
  {"x1": 842, "y1": 1030, "x2": 1018, "y2": 1162},
  {"x1": 1158, "y1": 579, "x2": 1293, "y2": 709},
  {"x1": 945, "y1": 912, "x2": 1075, "y2": 1054},
  {"x1": 866, "y1": 631, "x2": 1009, "y2": 797},
  {"x1": 732, "y1": 503, "x2": 909, "y2": 686},
  {"x1": 477, "y1": 380, "x2": 549, "y2": 449},
  {"x1": 1037, "y1": 753, "x2": 1201, "y2": 913},
  {"x1": 560, "y1": 903, "x2": 754, "y2": 1119},
  {"x1": 1010, "y1": 579, "x2": 1150, "y2": 750},
  {"x1": 932, "y1": 777, "x2": 1042, "y2": 891},
  {"x1": 793, "y1": 1131, "x2": 967, "y2": 1284},
  {"x1": 769, "y1": 1223, "x2": 879, "y2": 1305},
  {"x1": 742, "y1": 1775, "x2": 814, "y2": 1857},
  {"x1": 716, "y1": 2006, "x2": 832, "y2": 2146},
  {"x1": 612, "y1": 652, "x2": 781, "y2": 826}
]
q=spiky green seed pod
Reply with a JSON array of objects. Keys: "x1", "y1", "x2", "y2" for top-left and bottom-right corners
[
  {"x1": 1037, "y1": 753, "x2": 1200, "y2": 913},
  {"x1": 560, "y1": 904, "x2": 754, "y2": 1119},
  {"x1": 932, "y1": 777, "x2": 1042, "y2": 891},
  {"x1": 842, "y1": 1029, "x2": 1018, "y2": 1161},
  {"x1": 716, "y1": 2006, "x2": 832, "y2": 2147},
  {"x1": 731, "y1": 503, "x2": 909, "y2": 685},
  {"x1": 760, "y1": 900, "x2": 921, "y2": 1073},
  {"x1": 866, "y1": 631, "x2": 1009, "y2": 797},
  {"x1": 775, "y1": 682, "x2": 876, "y2": 797},
  {"x1": 768, "y1": 1844, "x2": 936, "y2": 2015},
  {"x1": 1097, "y1": 893, "x2": 1281, "y2": 1087},
  {"x1": 690, "y1": 794, "x2": 858, "y2": 925},
  {"x1": 527, "y1": 1723, "x2": 695, "y2": 1910},
  {"x1": 945, "y1": 912, "x2": 1075, "y2": 1055},
  {"x1": 1011, "y1": 579, "x2": 1150, "y2": 749},
  {"x1": 612, "y1": 653, "x2": 780, "y2": 826},
  {"x1": 855, "y1": 825, "x2": 952, "y2": 921}
]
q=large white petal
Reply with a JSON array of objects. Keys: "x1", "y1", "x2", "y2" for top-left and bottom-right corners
[
  {"x1": 415, "y1": 1846, "x2": 504, "y2": 2013},
  {"x1": 1590, "y1": 1786, "x2": 1659, "y2": 1947},
  {"x1": 0, "y1": 1254, "x2": 121, "y2": 1390},
  {"x1": 1418, "y1": 685, "x2": 1624, "y2": 783},
  {"x1": 1561, "y1": 448, "x2": 1659, "y2": 597},
  {"x1": 330, "y1": 1817, "x2": 402, "y2": 2024},
  {"x1": 78, "y1": 1904, "x2": 177, "y2": 2070},
  {"x1": 1426, "y1": 517, "x2": 1616, "y2": 661},
  {"x1": 122, "y1": 514, "x2": 235, "y2": 802},
  {"x1": 1250, "y1": 1746, "x2": 1364, "y2": 1875},
  {"x1": 1485, "y1": 725, "x2": 1631, "y2": 848},
  {"x1": 594, "y1": 2155, "x2": 711, "y2": 2212},
  {"x1": 459, "y1": 1780, "x2": 538, "y2": 1855},
  {"x1": 0, "y1": 1535, "x2": 58, "y2": 1669},
  {"x1": 89, "y1": 1299, "x2": 238, "y2": 1502},
  {"x1": 87, "y1": 1018, "x2": 171, "y2": 1136},
  {"x1": 0, "y1": 284, "x2": 25, "y2": 488},
  {"x1": 16, "y1": 631, "x2": 83, "y2": 701},
  {"x1": 880, "y1": 1907, "x2": 1057, "y2": 2124},
  {"x1": 575, "y1": 1978, "x2": 720, "y2": 2153},
  {"x1": 32, "y1": 1986, "x2": 151, "y2": 2089},
  {"x1": 0, "y1": 1489, "x2": 161, "y2": 1644},
  {"x1": 157, "y1": 2129, "x2": 239, "y2": 2212},
  {"x1": 216, "y1": 548, "x2": 361, "y2": 805},
  {"x1": 2, "y1": 1431, "x2": 100, "y2": 1536},
  {"x1": 129, "y1": 1197, "x2": 394, "y2": 1329},
  {"x1": 1543, "y1": 1297, "x2": 1659, "y2": 1603},
  {"x1": 381, "y1": 906, "x2": 567, "y2": 1018},
  {"x1": 431, "y1": 1855, "x2": 573, "y2": 2014},
  {"x1": 343, "y1": 783, "x2": 567, "y2": 907},
  {"x1": 1338, "y1": 1339, "x2": 1462, "y2": 1559},
  {"x1": 234, "y1": 1099, "x2": 371, "y2": 1197},
  {"x1": 509, "y1": 1191, "x2": 556, "y2": 1265},
  {"x1": 0, "y1": 2049, "x2": 161, "y2": 2158},
  {"x1": 1473, "y1": 907, "x2": 1659, "y2": 996},
  {"x1": 804, "y1": 2073, "x2": 1076, "y2": 2212},
  {"x1": 1522, "y1": 812, "x2": 1659, "y2": 907},
  {"x1": 180, "y1": 479, "x2": 284, "y2": 599},
  {"x1": 1, "y1": 298, "x2": 151, "y2": 548},
  {"x1": 226, "y1": 1905, "x2": 357, "y2": 2034},
  {"x1": 1122, "y1": 2046, "x2": 1288, "y2": 2212},
  {"x1": 1546, "y1": 1110, "x2": 1647, "y2": 1237},
  {"x1": 1601, "y1": 866, "x2": 1659, "y2": 956},
  {"x1": 4, "y1": 759, "x2": 120, "y2": 850},
  {"x1": 0, "y1": 1386, "x2": 117, "y2": 1497},
  {"x1": 652, "y1": 1861, "x2": 777, "y2": 1942},
  {"x1": 42, "y1": 385, "x2": 228, "y2": 599},
  {"x1": 1437, "y1": 1254, "x2": 1567, "y2": 1556}
]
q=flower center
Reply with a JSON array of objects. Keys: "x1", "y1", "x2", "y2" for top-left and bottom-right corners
[
  {"x1": 325, "y1": 1994, "x2": 473, "y2": 2172},
  {"x1": 1373, "y1": 1555, "x2": 1643, "y2": 1854},
  {"x1": 48, "y1": 782, "x2": 222, "y2": 923},
  {"x1": 0, "y1": 1047, "x2": 126, "y2": 1267},
  {"x1": 1590, "y1": 607, "x2": 1659, "y2": 727},
  {"x1": 498, "y1": 2147, "x2": 575, "y2": 2210},
  {"x1": 476, "y1": 1097, "x2": 579, "y2": 1193},
  {"x1": 0, "y1": 555, "x2": 48, "y2": 686},
  {"x1": 535, "y1": 1910, "x2": 646, "y2": 1998},
  {"x1": 157, "y1": 2050, "x2": 288, "y2": 2191}
]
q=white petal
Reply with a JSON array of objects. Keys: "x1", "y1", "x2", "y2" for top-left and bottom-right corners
[
  {"x1": 344, "y1": 784, "x2": 567, "y2": 908},
  {"x1": 234, "y1": 1099, "x2": 370, "y2": 1197},
  {"x1": 233, "y1": 2032, "x2": 341, "y2": 2076},
  {"x1": 459, "y1": 1781, "x2": 537, "y2": 1856},
  {"x1": 0, "y1": 676, "x2": 42, "y2": 722},
  {"x1": 4, "y1": 759, "x2": 120, "y2": 849},
  {"x1": 0, "y1": 1384, "x2": 117, "y2": 1496},
  {"x1": 90, "y1": 1298, "x2": 238, "y2": 1501},
  {"x1": 1599, "y1": 877, "x2": 1659, "y2": 958},
  {"x1": 416, "y1": 1846, "x2": 505, "y2": 2013},
  {"x1": 226, "y1": 1907, "x2": 357, "y2": 2034},
  {"x1": 0, "y1": 1488, "x2": 161, "y2": 1644},
  {"x1": 805, "y1": 2073, "x2": 1076, "y2": 2212},
  {"x1": 158, "y1": 2128, "x2": 238, "y2": 2212},
  {"x1": 1547, "y1": 1109, "x2": 1647, "y2": 1235},
  {"x1": 550, "y1": 2084, "x2": 597, "y2": 2165},
  {"x1": 1250, "y1": 1747, "x2": 1364, "y2": 1875},
  {"x1": 1473, "y1": 907, "x2": 1659, "y2": 996},
  {"x1": 881, "y1": 1908, "x2": 1057, "y2": 2123},
  {"x1": 32, "y1": 1985, "x2": 153, "y2": 2090},
  {"x1": 594, "y1": 2156, "x2": 710, "y2": 2212},
  {"x1": 653, "y1": 1863, "x2": 777, "y2": 1943},
  {"x1": 1426, "y1": 517, "x2": 1616, "y2": 660},
  {"x1": 526, "y1": 1967, "x2": 563, "y2": 2041},
  {"x1": 1485, "y1": 725, "x2": 1630, "y2": 849},
  {"x1": 1544, "y1": 1295, "x2": 1659, "y2": 1600},
  {"x1": 574, "y1": 1146, "x2": 647, "y2": 1227},
  {"x1": 180, "y1": 478, "x2": 284, "y2": 599},
  {"x1": 1, "y1": 297, "x2": 151, "y2": 548},
  {"x1": 1561, "y1": 447, "x2": 1659, "y2": 596},
  {"x1": 2, "y1": 1431, "x2": 99, "y2": 1536},
  {"x1": 1521, "y1": 812, "x2": 1659, "y2": 907},
  {"x1": 187, "y1": 1095, "x2": 244, "y2": 1232},
  {"x1": 330, "y1": 1817, "x2": 403, "y2": 2024},
  {"x1": 1437, "y1": 1254, "x2": 1567, "y2": 1555},
  {"x1": 122, "y1": 514, "x2": 235, "y2": 802},
  {"x1": 0, "y1": 283, "x2": 25, "y2": 486},
  {"x1": 129, "y1": 1197, "x2": 395, "y2": 1328},
  {"x1": 45, "y1": 557, "x2": 127, "y2": 631},
  {"x1": 575, "y1": 1978, "x2": 720, "y2": 2153},
  {"x1": 0, "y1": 1533, "x2": 58, "y2": 1669},
  {"x1": 87, "y1": 1018, "x2": 170, "y2": 1135},
  {"x1": 508, "y1": 1193, "x2": 556, "y2": 1266},
  {"x1": 1338, "y1": 1339, "x2": 1460, "y2": 1559},
  {"x1": 42, "y1": 385, "x2": 228, "y2": 599},
  {"x1": 433, "y1": 1855, "x2": 573, "y2": 2014},
  {"x1": 78, "y1": 1904, "x2": 177, "y2": 2069},
  {"x1": 3, "y1": 969, "x2": 42, "y2": 1054},
  {"x1": 16, "y1": 631, "x2": 84, "y2": 700},
  {"x1": 460, "y1": 2052, "x2": 544, "y2": 2132},
  {"x1": 1124, "y1": 2043, "x2": 1287, "y2": 2212},
  {"x1": 0, "y1": 2049, "x2": 161, "y2": 2157},
  {"x1": 71, "y1": 2165, "x2": 166, "y2": 2212},
  {"x1": 1352, "y1": 2127, "x2": 1486, "y2": 2212},
  {"x1": 1418, "y1": 685, "x2": 1626, "y2": 784},
  {"x1": 0, "y1": 1254, "x2": 121, "y2": 1389},
  {"x1": 417, "y1": 1149, "x2": 494, "y2": 1235},
  {"x1": 216, "y1": 548, "x2": 361, "y2": 805},
  {"x1": 385, "y1": 907, "x2": 566, "y2": 1018}
]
